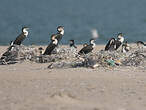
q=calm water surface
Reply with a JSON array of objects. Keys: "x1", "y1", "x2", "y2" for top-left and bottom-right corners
[{"x1": 0, "y1": 0, "x2": 146, "y2": 45}]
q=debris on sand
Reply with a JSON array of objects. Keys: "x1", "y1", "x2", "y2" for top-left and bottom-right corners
[
  {"x1": 0, "y1": 45, "x2": 146, "y2": 70},
  {"x1": 122, "y1": 51, "x2": 146, "y2": 66},
  {"x1": 0, "y1": 45, "x2": 37, "y2": 65},
  {"x1": 46, "y1": 48, "x2": 146, "y2": 69}
]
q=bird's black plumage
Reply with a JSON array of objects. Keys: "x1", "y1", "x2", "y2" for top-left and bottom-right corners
[
  {"x1": 115, "y1": 40, "x2": 122, "y2": 50},
  {"x1": 121, "y1": 41, "x2": 130, "y2": 53},
  {"x1": 13, "y1": 27, "x2": 29, "y2": 45},
  {"x1": 54, "y1": 33, "x2": 63, "y2": 43},
  {"x1": 78, "y1": 39, "x2": 95, "y2": 55},
  {"x1": 105, "y1": 33, "x2": 124, "y2": 51},
  {"x1": 69, "y1": 40, "x2": 77, "y2": 48},
  {"x1": 13, "y1": 33, "x2": 26, "y2": 45},
  {"x1": 78, "y1": 44, "x2": 94, "y2": 55},
  {"x1": 43, "y1": 40, "x2": 58, "y2": 55},
  {"x1": 115, "y1": 33, "x2": 124, "y2": 50},
  {"x1": 1, "y1": 51, "x2": 12, "y2": 60},
  {"x1": 0, "y1": 45, "x2": 16, "y2": 61},
  {"x1": 136, "y1": 41, "x2": 146, "y2": 46},
  {"x1": 105, "y1": 38, "x2": 116, "y2": 51}
]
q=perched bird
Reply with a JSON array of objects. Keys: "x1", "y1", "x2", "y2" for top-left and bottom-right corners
[
  {"x1": 43, "y1": 34, "x2": 58, "y2": 55},
  {"x1": 9, "y1": 41, "x2": 14, "y2": 46},
  {"x1": 121, "y1": 41, "x2": 130, "y2": 53},
  {"x1": 69, "y1": 40, "x2": 77, "y2": 48},
  {"x1": 13, "y1": 27, "x2": 29, "y2": 45},
  {"x1": 105, "y1": 38, "x2": 116, "y2": 51},
  {"x1": 51, "y1": 26, "x2": 64, "y2": 44},
  {"x1": 0, "y1": 45, "x2": 15, "y2": 60},
  {"x1": 105, "y1": 33, "x2": 124, "y2": 51},
  {"x1": 115, "y1": 33, "x2": 124, "y2": 50},
  {"x1": 78, "y1": 39, "x2": 96, "y2": 55},
  {"x1": 136, "y1": 41, "x2": 146, "y2": 49},
  {"x1": 38, "y1": 47, "x2": 44, "y2": 55}
]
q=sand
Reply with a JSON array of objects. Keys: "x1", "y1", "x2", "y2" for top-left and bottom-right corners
[{"x1": 0, "y1": 45, "x2": 146, "y2": 110}]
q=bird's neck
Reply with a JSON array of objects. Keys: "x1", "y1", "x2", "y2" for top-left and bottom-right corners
[
  {"x1": 59, "y1": 30, "x2": 64, "y2": 35},
  {"x1": 117, "y1": 36, "x2": 124, "y2": 43},
  {"x1": 90, "y1": 41, "x2": 96, "y2": 48},
  {"x1": 70, "y1": 43, "x2": 74, "y2": 47},
  {"x1": 23, "y1": 30, "x2": 28, "y2": 36},
  {"x1": 122, "y1": 46, "x2": 126, "y2": 53},
  {"x1": 52, "y1": 39, "x2": 58, "y2": 45}
]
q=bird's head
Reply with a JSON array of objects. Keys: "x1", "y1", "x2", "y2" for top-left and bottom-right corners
[
  {"x1": 90, "y1": 39, "x2": 95, "y2": 44},
  {"x1": 117, "y1": 33, "x2": 124, "y2": 43},
  {"x1": 22, "y1": 27, "x2": 29, "y2": 36},
  {"x1": 83, "y1": 43, "x2": 88, "y2": 47},
  {"x1": 69, "y1": 40, "x2": 74, "y2": 45},
  {"x1": 57, "y1": 26, "x2": 64, "y2": 35},
  {"x1": 22, "y1": 27, "x2": 29, "y2": 32}
]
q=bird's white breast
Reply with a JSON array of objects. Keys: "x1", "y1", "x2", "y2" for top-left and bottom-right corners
[
  {"x1": 53, "y1": 39, "x2": 58, "y2": 45},
  {"x1": 23, "y1": 29, "x2": 28, "y2": 36}
]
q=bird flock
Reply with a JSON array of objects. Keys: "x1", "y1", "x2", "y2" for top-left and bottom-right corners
[{"x1": 0, "y1": 26, "x2": 146, "y2": 68}]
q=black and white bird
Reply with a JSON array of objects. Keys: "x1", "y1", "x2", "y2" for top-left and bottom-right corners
[
  {"x1": 9, "y1": 41, "x2": 14, "y2": 46},
  {"x1": 0, "y1": 40, "x2": 17, "y2": 62},
  {"x1": 0, "y1": 45, "x2": 15, "y2": 60},
  {"x1": 38, "y1": 47, "x2": 44, "y2": 55},
  {"x1": 43, "y1": 34, "x2": 58, "y2": 55},
  {"x1": 51, "y1": 26, "x2": 64, "y2": 44},
  {"x1": 13, "y1": 27, "x2": 29, "y2": 45},
  {"x1": 69, "y1": 40, "x2": 77, "y2": 48},
  {"x1": 115, "y1": 33, "x2": 124, "y2": 50},
  {"x1": 105, "y1": 33, "x2": 124, "y2": 51},
  {"x1": 78, "y1": 39, "x2": 96, "y2": 55},
  {"x1": 121, "y1": 41, "x2": 130, "y2": 53},
  {"x1": 136, "y1": 41, "x2": 146, "y2": 49},
  {"x1": 105, "y1": 38, "x2": 116, "y2": 51}
]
